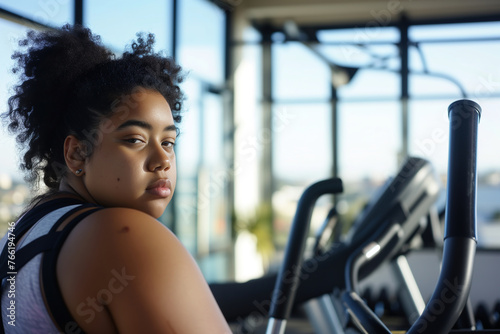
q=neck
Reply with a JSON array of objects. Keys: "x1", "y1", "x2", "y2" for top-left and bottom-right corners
[{"x1": 59, "y1": 176, "x2": 97, "y2": 205}]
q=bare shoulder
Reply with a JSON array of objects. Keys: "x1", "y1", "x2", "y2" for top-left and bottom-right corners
[
  {"x1": 58, "y1": 206, "x2": 185, "y2": 286},
  {"x1": 57, "y1": 207, "x2": 231, "y2": 333},
  {"x1": 80, "y1": 207, "x2": 188, "y2": 270},
  {"x1": 76, "y1": 206, "x2": 174, "y2": 240},
  {"x1": 58, "y1": 207, "x2": 181, "y2": 269}
]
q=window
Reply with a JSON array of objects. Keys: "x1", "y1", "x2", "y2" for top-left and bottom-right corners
[
  {"x1": 0, "y1": 0, "x2": 73, "y2": 27},
  {"x1": 409, "y1": 22, "x2": 500, "y2": 248},
  {"x1": 0, "y1": 20, "x2": 32, "y2": 232},
  {"x1": 175, "y1": 0, "x2": 229, "y2": 281},
  {"x1": 177, "y1": 0, "x2": 225, "y2": 84},
  {"x1": 85, "y1": 0, "x2": 172, "y2": 54},
  {"x1": 270, "y1": 26, "x2": 403, "y2": 250},
  {"x1": 273, "y1": 42, "x2": 331, "y2": 101}
]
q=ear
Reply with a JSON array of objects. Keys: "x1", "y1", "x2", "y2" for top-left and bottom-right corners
[{"x1": 63, "y1": 135, "x2": 87, "y2": 174}]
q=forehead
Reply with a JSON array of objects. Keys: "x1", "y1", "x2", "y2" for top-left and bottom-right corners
[{"x1": 110, "y1": 89, "x2": 174, "y2": 127}]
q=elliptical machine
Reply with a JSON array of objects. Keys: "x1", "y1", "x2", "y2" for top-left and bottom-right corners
[{"x1": 266, "y1": 99, "x2": 488, "y2": 334}]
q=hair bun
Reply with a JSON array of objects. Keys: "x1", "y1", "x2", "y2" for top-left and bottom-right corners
[{"x1": 12, "y1": 24, "x2": 113, "y2": 112}]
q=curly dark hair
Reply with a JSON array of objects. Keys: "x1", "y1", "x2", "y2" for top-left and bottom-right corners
[{"x1": 2, "y1": 24, "x2": 184, "y2": 190}]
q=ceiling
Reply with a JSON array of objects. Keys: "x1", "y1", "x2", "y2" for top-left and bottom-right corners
[{"x1": 224, "y1": 0, "x2": 500, "y2": 32}]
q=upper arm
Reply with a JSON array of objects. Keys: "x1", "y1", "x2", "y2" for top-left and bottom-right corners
[{"x1": 57, "y1": 208, "x2": 231, "y2": 334}]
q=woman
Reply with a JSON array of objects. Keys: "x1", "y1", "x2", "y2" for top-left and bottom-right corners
[{"x1": 0, "y1": 24, "x2": 231, "y2": 333}]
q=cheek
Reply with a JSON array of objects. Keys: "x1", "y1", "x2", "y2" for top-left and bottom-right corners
[
  {"x1": 170, "y1": 174, "x2": 177, "y2": 194},
  {"x1": 87, "y1": 151, "x2": 139, "y2": 188},
  {"x1": 112, "y1": 164, "x2": 144, "y2": 189},
  {"x1": 169, "y1": 161, "x2": 177, "y2": 190}
]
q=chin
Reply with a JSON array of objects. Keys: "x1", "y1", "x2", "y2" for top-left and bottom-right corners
[
  {"x1": 145, "y1": 201, "x2": 171, "y2": 219},
  {"x1": 151, "y1": 211, "x2": 166, "y2": 219}
]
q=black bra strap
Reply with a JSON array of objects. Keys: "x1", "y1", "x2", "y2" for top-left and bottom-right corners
[
  {"x1": 41, "y1": 207, "x2": 102, "y2": 334},
  {"x1": 0, "y1": 202, "x2": 90, "y2": 282}
]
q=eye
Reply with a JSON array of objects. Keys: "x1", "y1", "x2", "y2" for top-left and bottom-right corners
[
  {"x1": 124, "y1": 138, "x2": 144, "y2": 144},
  {"x1": 162, "y1": 140, "x2": 175, "y2": 150}
]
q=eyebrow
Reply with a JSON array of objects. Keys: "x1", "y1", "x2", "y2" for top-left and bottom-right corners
[{"x1": 116, "y1": 119, "x2": 178, "y2": 133}]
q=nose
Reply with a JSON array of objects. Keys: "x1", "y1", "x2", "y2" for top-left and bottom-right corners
[{"x1": 148, "y1": 143, "x2": 171, "y2": 172}]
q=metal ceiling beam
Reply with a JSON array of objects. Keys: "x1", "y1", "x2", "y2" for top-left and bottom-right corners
[
  {"x1": 0, "y1": 7, "x2": 55, "y2": 30},
  {"x1": 231, "y1": 0, "x2": 500, "y2": 36}
]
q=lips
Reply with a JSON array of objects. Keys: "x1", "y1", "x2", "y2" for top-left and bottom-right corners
[{"x1": 146, "y1": 179, "x2": 172, "y2": 198}]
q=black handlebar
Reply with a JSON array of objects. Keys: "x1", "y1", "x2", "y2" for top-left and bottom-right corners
[
  {"x1": 268, "y1": 178, "x2": 343, "y2": 321},
  {"x1": 444, "y1": 99, "x2": 481, "y2": 240},
  {"x1": 407, "y1": 99, "x2": 481, "y2": 334}
]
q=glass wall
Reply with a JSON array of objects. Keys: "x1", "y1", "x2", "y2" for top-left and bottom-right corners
[
  {"x1": 270, "y1": 41, "x2": 331, "y2": 252},
  {"x1": 0, "y1": 0, "x2": 73, "y2": 233},
  {"x1": 268, "y1": 21, "x2": 500, "y2": 262},
  {"x1": 269, "y1": 27, "x2": 402, "y2": 254},
  {"x1": 0, "y1": 19, "x2": 32, "y2": 235},
  {"x1": 175, "y1": 0, "x2": 230, "y2": 281},
  {"x1": 85, "y1": 0, "x2": 172, "y2": 54},
  {"x1": 0, "y1": 0, "x2": 73, "y2": 27},
  {"x1": 408, "y1": 21, "x2": 500, "y2": 248}
]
